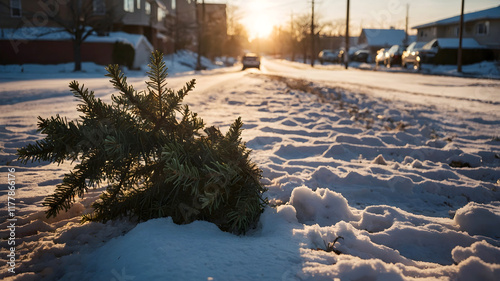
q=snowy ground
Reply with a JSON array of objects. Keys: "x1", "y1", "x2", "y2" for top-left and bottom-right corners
[{"x1": 1, "y1": 57, "x2": 500, "y2": 280}]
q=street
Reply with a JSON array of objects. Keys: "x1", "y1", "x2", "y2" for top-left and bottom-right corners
[
  {"x1": 261, "y1": 58, "x2": 500, "y2": 117},
  {"x1": 2, "y1": 57, "x2": 499, "y2": 119}
]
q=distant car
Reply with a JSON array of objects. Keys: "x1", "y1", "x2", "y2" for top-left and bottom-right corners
[
  {"x1": 351, "y1": 50, "x2": 370, "y2": 63},
  {"x1": 375, "y1": 48, "x2": 387, "y2": 67},
  {"x1": 318, "y1": 49, "x2": 339, "y2": 64},
  {"x1": 242, "y1": 53, "x2": 260, "y2": 70},
  {"x1": 402, "y1": 42, "x2": 426, "y2": 69},
  {"x1": 384, "y1": 45, "x2": 405, "y2": 67}
]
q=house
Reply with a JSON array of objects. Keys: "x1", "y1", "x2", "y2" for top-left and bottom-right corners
[
  {"x1": 0, "y1": 0, "x2": 175, "y2": 66},
  {"x1": 357, "y1": 28, "x2": 406, "y2": 58},
  {"x1": 412, "y1": 5, "x2": 500, "y2": 50},
  {"x1": 113, "y1": 0, "x2": 176, "y2": 53}
]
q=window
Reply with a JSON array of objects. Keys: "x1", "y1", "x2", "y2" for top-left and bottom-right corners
[
  {"x1": 124, "y1": 0, "x2": 134, "y2": 12},
  {"x1": 10, "y1": 0, "x2": 21, "y2": 17},
  {"x1": 171, "y1": 0, "x2": 176, "y2": 11},
  {"x1": 93, "y1": 0, "x2": 106, "y2": 15},
  {"x1": 145, "y1": 1, "x2": 151, "y2": 15},
  {"x1": 454, "y1": 26, "x2": 460, "y2": 37},
  {"x1": 158, "y1": 8, "x2": 166, "y2": 22},
  {"x1": 136, "y1": 0, "x2": 141, "y2": 10},
  {"x1": 476, "y1": 21, "x2": 489, "y2": 35}
]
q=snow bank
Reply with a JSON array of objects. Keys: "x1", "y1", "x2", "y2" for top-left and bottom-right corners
[
  {"x1": 163, "y1": 50, "x2": 223, "y2": 74},
  {"x1": 1, "y1": 63, "x2": 500, "y2": 280},
  {"x1": 59, "y1": 213, "x2": 304, "y2": 281}
]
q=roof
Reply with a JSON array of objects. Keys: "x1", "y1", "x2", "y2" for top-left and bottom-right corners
[
  {"x1": 360, "y1": 29, "x2": 406, "y2": 47},
  {"x1": 423, "y1": 38, "x2": 484, "y2": 49},
  {"x1": 0, "y1": 27, "x2": 153, "y2": 50},
  {"x1": 413, "y1": 5, "x2": 500, "y2": 29}
]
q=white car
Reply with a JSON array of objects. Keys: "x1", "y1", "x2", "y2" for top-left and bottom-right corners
[{"x1": 242, "y1": 53, "x2": 260, "y2": 70}]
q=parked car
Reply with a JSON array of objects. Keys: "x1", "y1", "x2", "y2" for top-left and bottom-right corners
[
  {"x1": 402, "y1": 42, "x2": 426, "y2": 69},
  {"x1": 375, "y1": 48, "x2": 387, "y2": 67},
  {"x1": 384, "y1": 45, "x2": 405, "y2": 67},
  {"x1": 241, "y1": 53, "x2": 260, "y2": 70},
  {"x1": 417, "y1": 39, "x2": 441, "y2": 63},
  {"x1": 351, "y1": 50, "x2": 370, "y2": 63},
  {"x1": 318, "y1": 49, "x2": 339, "y2": 64}
]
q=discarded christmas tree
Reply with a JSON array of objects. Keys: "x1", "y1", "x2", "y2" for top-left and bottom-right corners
[{"x1": 18, "y1": 51, "x2": 267, "y2": 234}]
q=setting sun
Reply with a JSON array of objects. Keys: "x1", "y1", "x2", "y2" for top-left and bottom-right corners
[
  {"x1": 240, "y1": 0, "x2": 276, "y2": 40},
  {"x1": 247, "y1": 14, "x2": 274, "y2": 39}
]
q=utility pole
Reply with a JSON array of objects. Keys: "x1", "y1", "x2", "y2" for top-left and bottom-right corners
[
  {"x1": 404, "y1": 4, "x2": 409, "y2": 46},
  {"x1": 457, "y1": 0, "x2": 464, "y2": 73},
  {"x1": 291, "y1": 11, "x2": 295, "y2": 61},
  {"x1": 196, "y1": 0, "x2": 205, "y2": 71},
  {"x1": 345, "y1": 0, "x2": 350, "y2": 69},
  {"x1": 311, "y1": 0, "x2": 315, "y2": 67}
]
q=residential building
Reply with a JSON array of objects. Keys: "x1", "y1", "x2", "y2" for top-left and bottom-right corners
[
  {"x1": 0, "y1": 0, "x2": 176, "y2": 66},
  {"x1": 114, "y1": 0, "x2": 176, "y2": 53},
  {"x1": 412, "y1": 5, "x2": 500, "y2": 49}
]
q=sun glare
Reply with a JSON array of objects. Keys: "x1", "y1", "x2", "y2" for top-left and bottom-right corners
[
  {"x1": 250, "y1": 15, "x2": 273, "y2": 39},
  {"x1": 244, "y1": 0, "x2": 275, "y2": 40}
]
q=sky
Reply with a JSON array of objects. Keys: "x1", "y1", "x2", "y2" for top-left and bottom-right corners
[{"x1": 206, "y1": 0, "x2": 500, "y2": 39}]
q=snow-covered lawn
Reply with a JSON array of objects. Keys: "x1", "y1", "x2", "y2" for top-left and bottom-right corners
[{"x1": 1, "y1": 60, "x2": 499, "y2": 280}]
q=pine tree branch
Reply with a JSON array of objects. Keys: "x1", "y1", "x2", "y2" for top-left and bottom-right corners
[
  {"x1": 17, "y1": 51, "x2": 267, "y2": 235},
  {"x1": 106, "y1": 64, "x2": 159, "y2": 126}
]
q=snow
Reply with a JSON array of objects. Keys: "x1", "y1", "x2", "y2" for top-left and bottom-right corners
[
  {"x1": 1, "y1": 28, "x2": 151, "y2": 48},
  {"x1": 1, "y1": 55, "x2": 500, "y2": 280},
  {"x1": 422, "y1": 38, "x2": 485, "y2": 50},
  {"x1": 454, "y1": 202, "x2": 500, "y2": 237}
]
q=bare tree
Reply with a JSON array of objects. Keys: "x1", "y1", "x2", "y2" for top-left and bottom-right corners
[
  {"x1": 223, "y1": 4, "x2": 248, "y2": 58},
  {"x1": 46, "y1": 0, "x2": 115, "y2": 71}
]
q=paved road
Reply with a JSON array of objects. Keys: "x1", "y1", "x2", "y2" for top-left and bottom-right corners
[{"x1": 1, "y1": 57, "x2": 499, "y2": 117}]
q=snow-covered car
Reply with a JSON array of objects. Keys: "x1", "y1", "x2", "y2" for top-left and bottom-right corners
[
  {"x1": 384, "y1": 45, "x2": 405, "y2": 68},
  {"x1": 242, "y1": 53, "x2": 260, "y2": 70},
  {"x1": 318, "y1": 49, "x2": 339, "y2": 64},
  {"x1": 402, "y1": 42, "x2": 426, "y2": 69},
  {"x1": 418, "y1": 40, "x2": 440, "y2": 63},
  {"x1": 375, "y1": 48, "x2": 387, "y2": 67}
]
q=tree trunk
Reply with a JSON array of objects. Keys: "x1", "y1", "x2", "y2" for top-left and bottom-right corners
[
  {"x1": 303, "y1": 42, "x2": 307, "y2": 64},
  {"x1": 73, "y1": 40, "x2": 82, "y2": 72}
]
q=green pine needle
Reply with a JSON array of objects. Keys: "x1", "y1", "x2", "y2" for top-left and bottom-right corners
[{"x1": 17, "y1": 51, "x2": 267, "y2": 235}]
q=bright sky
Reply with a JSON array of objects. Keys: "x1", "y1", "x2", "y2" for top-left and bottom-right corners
[{"x1": 207, "y1": 0, "x2": 500, "y2": 40}]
